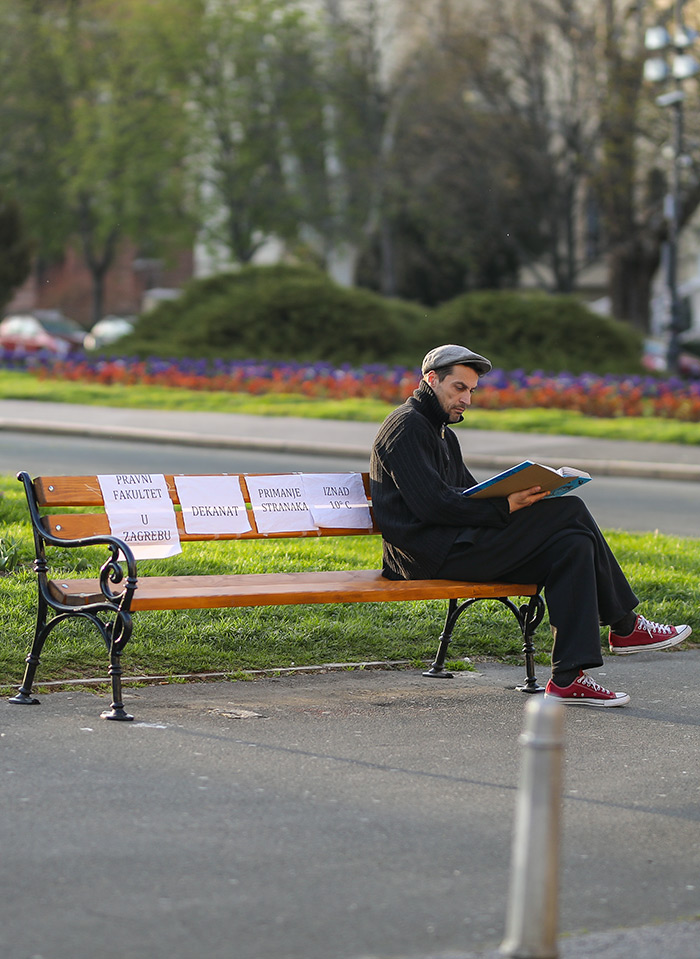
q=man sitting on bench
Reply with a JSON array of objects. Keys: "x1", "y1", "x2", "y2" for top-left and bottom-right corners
[{"x1": 369, "y1": 343, "x2": 691, "y2": 707}]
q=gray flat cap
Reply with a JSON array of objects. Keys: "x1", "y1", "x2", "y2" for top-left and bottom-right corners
[{"x1": 421, "y1": 344, "x2": 492, "y2": 376}]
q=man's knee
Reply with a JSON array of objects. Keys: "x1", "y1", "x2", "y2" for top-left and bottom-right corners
[
  {"x1": 557, "y1": 531, "x2": 596, "y2": 569},
  {"x1": 540, "y1": 494, "x2": 597, "y2": 531}
]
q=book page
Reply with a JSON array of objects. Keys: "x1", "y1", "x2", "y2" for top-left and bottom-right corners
[
  {"x1": 557, "y1": 466, "x2": 591, "y2": 478},
  {"x1": 464, "y1": 462, "x2": 592, "y2": 499}
]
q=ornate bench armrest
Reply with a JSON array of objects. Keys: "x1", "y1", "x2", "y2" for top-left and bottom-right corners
[{"x1": 17, "y1": 470, "x2": 138, "y2": 604}]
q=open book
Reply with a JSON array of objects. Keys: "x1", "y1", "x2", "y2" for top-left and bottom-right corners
[{"x1": 463, "y1": 460, "x2": 592, "y2": 499}]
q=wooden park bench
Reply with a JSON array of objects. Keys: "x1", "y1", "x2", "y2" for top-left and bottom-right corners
[{"x1": 11, "y1": 470, "x2": 545, "y2": 721}]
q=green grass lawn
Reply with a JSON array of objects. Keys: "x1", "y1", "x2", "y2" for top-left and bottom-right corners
[
  {"x1": 3, "y1": 368, "x2": 700, "y2": 444},
  {"x1": 1, "y1": 473, "x2": 697, "y2": 693},
  {"x1": 2, "y1": 368, "x2": 698, "y2": 692}
]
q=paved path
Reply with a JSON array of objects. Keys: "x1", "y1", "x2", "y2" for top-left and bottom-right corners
[{"x1": 2, "y1": 656, "x2": 699, "y2": 959}]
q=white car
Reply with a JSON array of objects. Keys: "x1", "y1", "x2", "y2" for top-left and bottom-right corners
[{"x1": 84, "y1": 316, "x2": 135, "y2": 350}]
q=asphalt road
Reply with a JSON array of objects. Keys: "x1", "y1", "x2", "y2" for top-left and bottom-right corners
[
  {"x1": 4, "y1": 431, "x2": 699, "y2": 537},
  {"x1": 2, "y1": 657, "x2": 699, "y2": 959}
]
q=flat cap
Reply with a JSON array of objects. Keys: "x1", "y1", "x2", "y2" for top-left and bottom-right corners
[{"x1": 421, "y1": 344, "x2": 492, "y2": 376}]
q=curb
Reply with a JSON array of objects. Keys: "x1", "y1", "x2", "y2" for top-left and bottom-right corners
[
  {"x1": 5, "y1": 659, "x2": 419, "y2": 693},
  {"x1": 3, "y1": 417, "x2": 366, "y2": 459}
]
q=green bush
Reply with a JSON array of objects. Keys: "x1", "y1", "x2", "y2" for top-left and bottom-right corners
[
  {"x1": 118, "y1": 265, "x2": 644, "y2": 374},
  {"x1": 122, "y1": 264, "x2": 431, "y2": 366},
  {"x1": 432, "y1": 291, "x2": 644, "y2": 374}
]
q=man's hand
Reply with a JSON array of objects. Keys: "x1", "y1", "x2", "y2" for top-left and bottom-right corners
[{"x1": 508, "y1": 486, "x2": 550, "y2": 513}]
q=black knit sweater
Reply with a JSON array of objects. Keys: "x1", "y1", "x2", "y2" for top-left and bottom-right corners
[{"x1": 369, "y1": 381, "x2": 511, "y2": 579}]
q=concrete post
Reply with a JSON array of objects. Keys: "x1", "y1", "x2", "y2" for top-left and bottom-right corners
[{"x1": 500, "y1": 695, "x2": 565, "y2": 959}]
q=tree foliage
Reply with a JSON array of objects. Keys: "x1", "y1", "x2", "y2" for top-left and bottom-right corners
[
  {"x1": 0, "y1": 0, "x2": 198, "y2": 321},
  {"x1": 186, "y1": 0, "x2": 327, "y2": 267},
  {"x1": 187, "y1": 0, "x2": 404, "y2": 286},
  {"x1": 0, "y1": 0, "x2": 697, "y2": 333},
  {"x1": 394, "y1": 0, "x2": 700, "y2": 329},
  {"x1": 359, "y1": 19, "x2": 553, "y2": 303}
]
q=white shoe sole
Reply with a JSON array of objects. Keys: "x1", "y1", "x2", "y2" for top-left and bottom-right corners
[
  {"x1": 610, "y1": 625, "x2": 691, "y2": 655},
  {"x1": 545, "y1": 691, "x2": 631, "y2": 707}
]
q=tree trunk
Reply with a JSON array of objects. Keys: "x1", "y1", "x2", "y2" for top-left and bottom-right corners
[
  {"x1": 379, "y1": 216, "x2": 397, "y2": 296},
  {"x1": 607, "y1": 239, "x2": 660, "y2": 332},
  {"x1": 78, "y1": 195, "x2": 119, "y2": 326}
]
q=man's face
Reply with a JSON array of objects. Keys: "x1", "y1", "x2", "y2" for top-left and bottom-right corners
[{"x1": 425, "y1": 364, "x2": 480, "y2": 423}]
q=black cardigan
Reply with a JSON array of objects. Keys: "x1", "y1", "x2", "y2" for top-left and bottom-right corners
[{"x1": 369, "y1": 381, "x2": 510, "y2": 579}]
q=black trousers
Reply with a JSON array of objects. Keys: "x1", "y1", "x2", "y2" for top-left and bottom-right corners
[{"x1": 435, "y1": 496, "x2": 638, "y2": 674}]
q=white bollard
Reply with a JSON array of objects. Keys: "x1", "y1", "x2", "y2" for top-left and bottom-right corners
[{"x1": 500, "y1": 695, "x2": 565, "y2": 959}]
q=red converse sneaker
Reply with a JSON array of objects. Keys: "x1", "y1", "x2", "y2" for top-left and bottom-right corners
[
  {"x1": 609, "y1": 615, "x2": 691, "y2": 655},
  {"x1": 544, "y1": 671, "x2": 630, "y2": 707}
]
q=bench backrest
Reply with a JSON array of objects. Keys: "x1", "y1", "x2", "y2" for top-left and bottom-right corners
[{"x1": 30, "y1": 473, "x2": 378, "y2": 543}]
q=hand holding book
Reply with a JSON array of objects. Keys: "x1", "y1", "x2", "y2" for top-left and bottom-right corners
[{"x1": 463, "y1": 460, "x2": 592, "y2": 499}]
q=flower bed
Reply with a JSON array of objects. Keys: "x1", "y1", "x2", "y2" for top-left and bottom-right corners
[{"x1": 5, "y1": 350, "x2": 700, "y2": 421}]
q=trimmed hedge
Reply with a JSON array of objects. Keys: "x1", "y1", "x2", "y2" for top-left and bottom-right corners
[
  {"x1": 118, "y1": 265, "x2": 644, "y2": 374},
  {"x1": 432, "y1": 291, "x2": 644, "y2": 374},
  {"x1": 123, "y1": 264, "x2": 431, "y2": 367}
]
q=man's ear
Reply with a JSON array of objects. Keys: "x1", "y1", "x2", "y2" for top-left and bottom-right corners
[{"x1": 424, "y1": 370, "x2": 437, "y2": 389}]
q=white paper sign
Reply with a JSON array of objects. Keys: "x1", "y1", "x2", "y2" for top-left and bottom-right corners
[
  {"x1": 98, "y1": 473, "x2": 182, "y2": 559},
  {"x1": 301, "y1": 473, "x2": 372, "y2": 529},
  {"x1": 245, "y1": 474, "x2": 316, "y2": 534},
  {"x1": 174, "y1": 475, "x2": 252, "y2": 535}
]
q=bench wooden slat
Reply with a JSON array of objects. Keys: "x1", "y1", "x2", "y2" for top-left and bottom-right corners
[
  {"x1": 33, "y1": 472, "x2": 373, "y2": 507},
  {"x1": 34, "y1": 475, "x2": 110, "y2": 507},
  {"x1": 48, "y1": 570, "x2": 538, "y2": 611},
  {"x1": 43, "y1": 513, "x2": 378, "y2": 541}
]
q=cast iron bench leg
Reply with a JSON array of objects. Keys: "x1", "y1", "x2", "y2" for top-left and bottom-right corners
[
  {"x1": 100, "y1": 647, "x2": 133, "y2": 721},
  {"x1": 9, "y1": 592, "x2": 48, "y2": 706},
  {"x1": 515, "y1": 593, "x2": 546, "y2": 694},
  {"x1": 423, "y1": 598, "x2": 461, "y2": 678},
  {"x1": 100, "y1": 618, "x2": 134, "y2": 721},
  {"x1": 424, "y1": 593, "x2": 545, "y2": 691}
]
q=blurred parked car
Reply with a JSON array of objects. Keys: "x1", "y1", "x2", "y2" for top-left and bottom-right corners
[
  {"x1": 0, "y1": 311, "x2": 86, "y2": 355},
  {"x1": 678, "y1": 330, "x2": 700, "y2": 377},
  {"x1": 642, "y1": 338, "x2": 667, "y2": 372},
  {"x1": 642, "y1": 335, "x2": 700, "y2": 377},
  {"x1": 84, "y1": 316, "x2": 135, "y2": 350}
]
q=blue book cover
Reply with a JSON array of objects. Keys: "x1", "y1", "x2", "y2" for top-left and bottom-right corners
[
  {"x1": 464, "y1": 460, "x2": 591, "y2": 499},
  {"x1": 545, "y1": 474, "x2": 592, "y2": 497}
]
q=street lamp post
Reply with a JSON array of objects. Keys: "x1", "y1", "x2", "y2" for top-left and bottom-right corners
[{"x1": 644, "y1": 0, "x2": 699, "y2": 374}]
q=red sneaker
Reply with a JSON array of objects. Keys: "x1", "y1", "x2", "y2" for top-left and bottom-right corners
[
  {"x1": 544, "y1": 671, "x2": 630, "y2": 707},
  {"x1": 609, "y1": 615, "x2": 691, "y2": 655}
]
